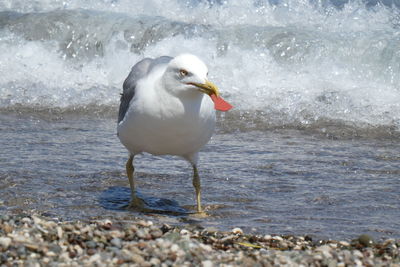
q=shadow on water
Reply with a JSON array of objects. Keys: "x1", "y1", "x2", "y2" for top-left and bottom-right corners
[{"x1": 99, "y1": 186, "x2": 190, "y2": 216}]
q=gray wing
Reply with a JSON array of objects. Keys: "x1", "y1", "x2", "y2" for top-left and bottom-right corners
[{"x1": 118, "y1": 56, "x2": 173, "y2": 123}]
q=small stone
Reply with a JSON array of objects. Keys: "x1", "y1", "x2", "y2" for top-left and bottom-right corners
[
  {"x1": 59, "y1": 252, "x2": 70, "y2": 261},
  {"x1": 87, "y1": 248, "x2": 96, "y2": 256},
  {"x1": 2, "y1": 223, "x2": 13, "y2": 234},
  {"x1": 110, "y1": 238, "x2": 122, "y2": 248},
  {"x1": 150, "y1": 229, "x2": 163, "y2": 239},
  {"x1": 199, "y1": 243, "x2": 213, "y2": 252},
  {"x1": 278, "y1": 255, "x2": 288, "y2": 264},
  {"x1": 339, "y1": 241, "x2": 350, "y2": 247},
  {"x1": 48, "y1": 244, "x2": 62, "y2": 254},
  {"x1": 137, "y1": 241, "x2": 148, "y2": 250},
  {"x1": 201, "y1": 260, "x2": 214, "y2": 267},
  {"x1": 342, "y1": 250, "x2": 351, "y2": 263},
  {"x1": 354, "y1": 259, "x2": 362, "y2": 266},
  {"x1": 109, "y1": 230, "x2": 125, "y2": 239},
  {"x1": 263, "y1": 234, "x2": 272, "y2": 241},
  {"x1": 272, "y1": 235, "x2": 283, "y2": 241},
  {"x1": 73, "y1": 244, "x2": 83, "y2": 255},
  {"x1": 220, "y1": 235, "x2": 236, "y2": 244},
  {"x1": 121, "y1": 249, "x2": 133, "y2": 261},
  {"x1": 170, "y1": 244, "x2": 180, "y2": 252},
  {"x1": 327, "y1": 259, "x2": 337, "y2": 267},
  {"x1": 45, "y1": 251, "x2": 57, "y2": 257},
  {"x1": 56, "y1": 226, "x2": 63, "y2": 239},
  {"x1": 8, "y1": 249, "x2": 17, "y2": 259},
  {"x1": 160, "y1": 224, "x2": 172, "y2": 233},
  {"x1": 231, "y1": 228, "x2": 243, "y2": 235},
  {"x1": 304, "y1": 235, "x2": 313, "y2": 241},
  {"x1": 315, "y1": 245, "x2": 332, "y2": 258},
  {"x1": 163, "y1": 232, "x2": 181, "y2": 243},
  {"x1": 358, "y1": 234, "x2": 374, "y2": 247},
  {"x1": 364, "y1": 258, "x2": 374, "y2": 266},
  {"x1": 21, "y1": 217, "x2": 32, "y2": 224},
  {"x1": 383, "y1": 238, "x2": 395, "y2": 246},
  {"x1": 131, "y1": 254, "x2": 145, "y2": 264},
  {"x1": 17, "y1": 246, "x2": 27, "y2": 257},
  {"x1": 0, "y1": 253, "x2": 8, "y2": 263},
  {"x1": 101, "y1": 219, "x2": 112, "y2": 230},
  {"x1": 353, "y1": 250, "x2": 363, "y2": 258},
  {"x1": 149, "y1": 257, "x2": 161, "y2": 266},
  {"x1": 180, "y1": 229, "x2": 189, "y2": 235},
  {"x1": 88, "y1": 253, "x2": 101, "y2": 263},
  {"x1": 0, "y1": 237, "x2": 12, "y2": 249},
  {"x1": 204, "y1": 227, "x2": 218, "y2": 234},
  {"x1": 329, "y1": 243, "x2": 337, "y2": 248},
  {"x1": 137, "y1": 220, "x2": 152, "y2": 227},
  {"x1": 313, "y1": 254, "x2": 323, "y2": 260},
  {"x1": 0, "y1": 215, "x2": 10, "y2": 221},
  {"x1": 86, "y1": 241, "x2": 97, "y2": 249},
  {"x1": 32, "y1": 216, "x2": 43, "y2": 225},
  {"x1": 136, "y1": 229, "x2": 151, "y2": 240},
  {"x1": 12, "y1": 235, "x2": 28, "y2": 243}
]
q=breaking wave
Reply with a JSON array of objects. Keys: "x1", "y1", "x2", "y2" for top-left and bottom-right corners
[{"x1": 1, "y1": 0, "x2": 400, "y2": 137}]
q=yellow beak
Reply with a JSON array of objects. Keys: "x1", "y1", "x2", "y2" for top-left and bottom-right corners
[{"x1": 188, "y1": 80, "x2": 220, "y2": 97}]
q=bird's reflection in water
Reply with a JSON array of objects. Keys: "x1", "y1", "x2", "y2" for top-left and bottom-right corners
[
  {"x1": 100, "y1": 186, "x2": 190, "y2": 216},
  {"x1": 100, "y1": 187, "x2": 223, "y2": 217}
]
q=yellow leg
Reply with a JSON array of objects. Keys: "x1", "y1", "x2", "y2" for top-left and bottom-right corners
[
  {"x1": 126, "y1": 155, "x2": 135, "y2": 197},
  {"x1": 192, "y1": 165, "x2": 202, "y2": 213},
  {"x1": 126, "y1": 155, "x2": 144, "y2": 208}
]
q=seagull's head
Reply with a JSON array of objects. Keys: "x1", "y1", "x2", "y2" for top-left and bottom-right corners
[{"x1": 162, "y1": 54, "x2": 219, "y2": 98}]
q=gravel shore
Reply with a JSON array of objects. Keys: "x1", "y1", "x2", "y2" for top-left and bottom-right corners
[{"x1": 0, "y1": 214, "x2": 399, "y2": 266}]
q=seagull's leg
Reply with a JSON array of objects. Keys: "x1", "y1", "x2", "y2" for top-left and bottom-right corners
[
  {"x1": 192, "y1": 164, "x2": 202, "y2": 213},
  {"x1": 126, "y1": 155, "x2": 144, "y2": 208},
  {"x1": 126, "y1": 155, "x2": 135, "y2": 197}
]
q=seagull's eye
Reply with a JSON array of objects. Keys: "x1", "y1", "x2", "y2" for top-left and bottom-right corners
[{"x1": 179, "y1": 69, "x2": 188, "y2": 77}]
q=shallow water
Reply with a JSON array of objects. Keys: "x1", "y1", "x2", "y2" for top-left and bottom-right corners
[{"x1": 1, "y1": 112, "x2": 399, "y2": 241}]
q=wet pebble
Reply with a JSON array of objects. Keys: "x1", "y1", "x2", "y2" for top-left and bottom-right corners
[
  {"x1": 2, "y1": 223, "x2": 13, "y2": 234},
  {"x1": 86, "y1": 240, "x2": 97, "y2": 249},
  {"x1": 110, "y1": 238, "x2": 122, "y2": 248},
  {"x1": 357, "y1": 234, "x2": 374, "y2": 247},
  {"x1": 0, "y1": 237, "x2": 12, "y2": 249},
  {"x1": 136, "y1": 229, "x2": 151, "y2": 240},
  {"x1": 17, "y1": 245, "x2": 27, "y2": 258},
  {"x1": 87, "y1": 248, "x2": 96, "y2": 256},
  {"x1": 202, "y1": 260, "x2": 213, "y2": 267},
  {"x1": 231, "y1": 227, "x2": 243, "y2": 235},
  {"x1": 150, "y1": 228, "x2": 163, "y2": 239}
]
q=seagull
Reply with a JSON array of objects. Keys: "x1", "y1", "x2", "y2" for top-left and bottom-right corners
[{"x1": 117, "y1": 54, "x2": 232, "y2": 213}]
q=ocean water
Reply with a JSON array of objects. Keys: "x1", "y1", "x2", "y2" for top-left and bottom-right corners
[{"x1": 1, "y1": 0, "x2": 400, "y2": 240}]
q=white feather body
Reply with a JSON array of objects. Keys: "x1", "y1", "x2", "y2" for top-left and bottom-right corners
[{"x1": 117, "y1": 60, "x2": 216, "y2": 164}]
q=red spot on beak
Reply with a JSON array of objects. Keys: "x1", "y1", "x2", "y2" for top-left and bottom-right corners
[{"x1": 210, "y1": 94, "x2": 233, "y2": 111}]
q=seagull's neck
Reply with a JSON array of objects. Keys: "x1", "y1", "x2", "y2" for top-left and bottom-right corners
[
  {"x1": 153, "y1": 77, "x2": 207, "y2": 118},
  {"x1": 159, "y1": 77, "x2": 203, "y2": 101}
]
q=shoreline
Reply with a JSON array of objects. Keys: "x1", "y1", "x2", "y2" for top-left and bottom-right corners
[{"x1": 0, "y1": 214, "x2": 398, "y2": 266}]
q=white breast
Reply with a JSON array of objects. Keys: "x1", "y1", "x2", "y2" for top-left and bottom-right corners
[{"x1": 117, "y1": 88, "x2": 216, "y2": 159}]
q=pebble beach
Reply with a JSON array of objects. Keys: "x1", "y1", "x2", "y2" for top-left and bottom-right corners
[{"x1": 0, "y1": 214, "x2": 399, "y2": 266}]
